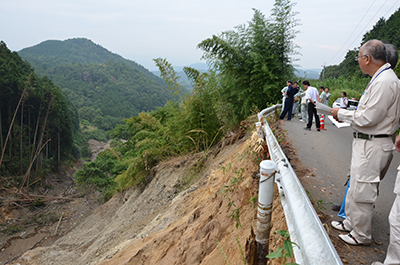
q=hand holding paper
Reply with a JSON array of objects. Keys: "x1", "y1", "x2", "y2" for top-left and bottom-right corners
[
  {"x1": 316, "y1": 102, "x2": 350, "y2": 128},
  {"x1": 315, "y1": 102, "x2": 332, "y2": 115}
]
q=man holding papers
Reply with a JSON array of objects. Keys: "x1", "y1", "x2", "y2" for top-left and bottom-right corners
[{"x1": 330, "y1": 40, "x2": 400, "y2": 247}]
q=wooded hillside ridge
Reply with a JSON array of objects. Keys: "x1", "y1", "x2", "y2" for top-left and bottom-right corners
[
  {"x1": 18, "y1": 38, "x2": 162, "y2": 84},
  {"x1": 17, "y1": 38, "x2": 177, "y2": 132}
]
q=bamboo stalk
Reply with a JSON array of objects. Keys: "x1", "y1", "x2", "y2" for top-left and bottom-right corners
[{"x1": 0, "y1": 88, "x2": 26, "y2": 171}]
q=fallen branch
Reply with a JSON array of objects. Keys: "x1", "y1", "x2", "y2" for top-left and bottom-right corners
[
  {"x1": 1, "y1": 194, "x2": 78, "y2": 205},
  {"x1": 54, "y1": 212, "x2": 64, "y2": 236}
]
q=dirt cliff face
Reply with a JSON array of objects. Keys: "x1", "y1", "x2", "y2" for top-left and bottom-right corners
[{"x1": 10, "y1": 130, "x2": 290, "y2": 265}]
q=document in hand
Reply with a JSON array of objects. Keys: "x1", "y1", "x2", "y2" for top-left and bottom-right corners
[
  {"x1": 327, "y1": 115, "x2": 351, "y2": 128},
  {"x1": 315, "y1": 102, "x2": 332, "y2": 115},
  {"x1": 315, "y1": 102, "x2": 351, "y2": 128}
]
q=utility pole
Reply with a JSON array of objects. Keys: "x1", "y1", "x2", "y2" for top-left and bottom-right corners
[{"x1": 321, "y1": 64, "x2": 326, "y2": 80}]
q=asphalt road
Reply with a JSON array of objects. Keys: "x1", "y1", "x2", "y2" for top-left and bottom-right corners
[{"x1": 280, "y1": 114, "x2": 399, "y2": 263}]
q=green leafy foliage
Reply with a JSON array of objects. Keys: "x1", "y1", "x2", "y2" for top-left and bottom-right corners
[
  {"x1": 74, "y1": 149, "x2": 125, "y2": 194},
  {"x1": 266, "y1": 230, "x2": 299, "y2": 265},
  {"x1": 198, "y1": 5, "x2": 299, "y2": 122}
]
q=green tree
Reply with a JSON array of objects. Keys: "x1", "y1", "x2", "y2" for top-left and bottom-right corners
[{"x1": 197, "y1": 4, "x2": 299, "y2": 122}]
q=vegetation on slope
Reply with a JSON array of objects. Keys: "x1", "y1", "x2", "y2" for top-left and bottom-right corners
[
  {"x1": 0, "y1": 41, "x2": 85, "y2": 184},
  {"x1": 74, "y1": 1, "x2": 300, "y2": 200}
]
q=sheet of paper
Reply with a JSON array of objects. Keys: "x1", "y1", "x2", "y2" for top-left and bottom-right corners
[
  {"x1": 327, "y1": 115, "x2": 350, "y2": 128},
  {"x1": 315, "y1": 102, "x2": 332, "y2": 115}
]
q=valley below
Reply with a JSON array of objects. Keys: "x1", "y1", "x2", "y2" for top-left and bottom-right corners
[{"x1": 0, "y1": 122, "x2": 351, "y2": 265}]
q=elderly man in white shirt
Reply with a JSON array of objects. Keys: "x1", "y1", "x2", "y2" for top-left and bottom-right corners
[
  {"x1": 331, "y1": 40, "x2": 400, "y2": 248},
  {"x1": 302, "y1": 80, "x2": 320, "y2": 131},
  {"x1": 370, "y1": 42, "x2": 400, "y2": 265}
]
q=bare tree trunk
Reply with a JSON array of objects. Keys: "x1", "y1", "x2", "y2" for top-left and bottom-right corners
[
  {"x1": 58, "y1": 129, "x2": 60, "y2": 167},
  {"x1": 19, "y1": 139, "x2": 51, "y2": 192},
  {"x1": 0, "y1": 88, "x2": 26, "y2": 171},
  {"x1": 19, "y1": 100, "x2": 52, "y2": 192},
  {"x1": 8, "y1": 105, "x2": 11, "y2": 159},
  {"x1": 20, "y1": 100, "x2": 24, "y2": 175},
  {"x1": 0, "y1": 108, "x2": 3, "y2": 153},
  {"x1": 30, "y1": 102, "x2": 41, "y2": 163},
  {"x1": 28, "y1": 108, "x2": 31, "y2": 162}
]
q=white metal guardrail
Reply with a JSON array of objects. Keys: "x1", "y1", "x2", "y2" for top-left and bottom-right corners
[{"x1": 258, "y1": 105, "x2": 343, "y2": 265}]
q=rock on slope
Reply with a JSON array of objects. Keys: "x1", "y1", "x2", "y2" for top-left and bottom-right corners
[{"x1": 14, "y1": 131, "x2": 290, "y2": 265}]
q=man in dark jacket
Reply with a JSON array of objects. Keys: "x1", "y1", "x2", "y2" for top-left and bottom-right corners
[{"x1": 279, "y1": 80, "x2": 298, "y2": 121}]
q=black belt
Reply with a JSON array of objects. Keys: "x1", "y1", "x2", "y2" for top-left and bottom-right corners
[{"x1": 353, "y1": 132, "x2": 392, "y2": 140}]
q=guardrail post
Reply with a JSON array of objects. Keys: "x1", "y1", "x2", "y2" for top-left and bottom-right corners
[
  {"x1": 256, "y1": 122, "x2": 264, "y2": 139},
  {"x1": 256, "y1": 160, "x2": 277, "y2": 265}
]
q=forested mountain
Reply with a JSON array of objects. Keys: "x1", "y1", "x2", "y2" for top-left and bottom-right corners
[
  {"x1": 18, "y1": 38, "x2": 175, "y2": 131},
  {"x1": 0, "y1": 41, "x2": 82, "y2": 179},
  {"x1": 322, "y1": 7, "x2": 400, "y2": 79},
  {"x1": 18, "y1": 38, "x2": 164, "y2": 85}
]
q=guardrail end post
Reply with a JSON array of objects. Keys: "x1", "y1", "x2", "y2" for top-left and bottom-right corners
[{"x1": 256, "y1": 160, "x2": 276, "y2": 265}]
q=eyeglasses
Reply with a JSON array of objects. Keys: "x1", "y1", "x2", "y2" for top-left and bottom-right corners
[{"x1": 355, "y1": 54, "x2": 369, "y2": 62}]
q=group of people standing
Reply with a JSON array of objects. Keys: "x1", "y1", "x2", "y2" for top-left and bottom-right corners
[
  {"x1": 279, "y1": 40, "x2": 400, "y2": 265},
  {"x1": 279, "y1": 80, "x2": 331, "y2": 132},
  {"x1": 279, "y1": 80, "x2": 300, "y2": 121}
]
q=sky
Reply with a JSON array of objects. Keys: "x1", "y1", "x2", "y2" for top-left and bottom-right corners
[{"x1": 1, "y1": 0, "x2": 399, "y2": 72}]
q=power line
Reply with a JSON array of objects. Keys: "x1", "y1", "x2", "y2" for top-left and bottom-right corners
[
  {"x1": 383, "y1": 0, "x2": 400, "y2": 17},
  {"x1": 326, "y1": 0, "x2": 399, "y2": 66},
  {"x1": 338, "y1": 0, "x2": 389, "y2": 56},
  {"x1": 325, "y1": 0, "x2": 377, "y2": 65}
]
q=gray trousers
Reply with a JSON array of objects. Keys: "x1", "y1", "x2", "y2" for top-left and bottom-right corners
[
  {"x1": 292, "y1": 101, "x2": 299, "y2": 116},
  {"x1": 300, "y1": 104, "x2": 307, "y2": 121},
  {"x1": 384, "y1": 194, "x2": 400, "y2": 264},
  {"x1": 343, "y1": 137, "x2": 394, "y2": 244}
]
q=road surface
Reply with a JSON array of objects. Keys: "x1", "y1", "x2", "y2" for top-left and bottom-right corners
[{"x1": 280, "y1": 114, "x2": 399, "y2": 264}]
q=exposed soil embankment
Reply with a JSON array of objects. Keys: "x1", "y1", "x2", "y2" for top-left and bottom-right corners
[{"x1": 7, "y1": 126, "x2": 291, "y2": 265}]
